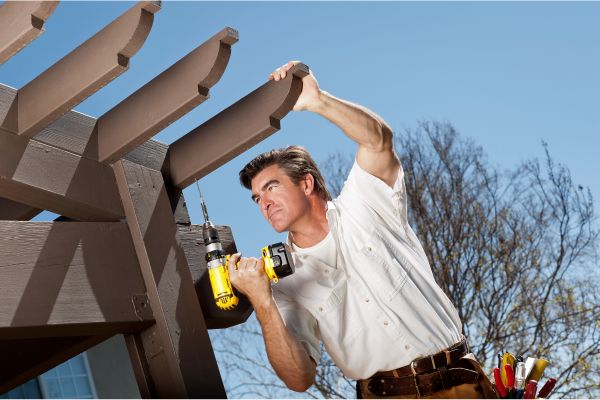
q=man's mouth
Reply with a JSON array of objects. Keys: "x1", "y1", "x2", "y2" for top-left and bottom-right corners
[{"x1": 268, "y1": 209, "x2": 281, "y2": 220}]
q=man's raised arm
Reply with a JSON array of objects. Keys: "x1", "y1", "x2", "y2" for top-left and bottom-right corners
[{"x1": 270, "y1": 61, "x2": 400, "y2": 187}]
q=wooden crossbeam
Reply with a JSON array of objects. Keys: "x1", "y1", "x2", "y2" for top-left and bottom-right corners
[
  {"x1": 0, "y1": 220, "x2": 248, "y2": 391},
  {"x1": 0, "y1": 83, "x2": 170, "y2": 167},
  {"x1": 113, "y1": 159, "x2": 226, "y2": 398},
  {"x1": 0, "y1": 198, "x2": 41, "y2": 220},
  {"x1": 87, "y1": 27, "x2": 238, "y2": 164},
  {"x1": 0, "y1": 1, "x2": 59, "y2": 65},
  {"x1": 0, "y1": 1, "x2": 160, "y2": 138},
  {"x1": 0, "y1": 335, "x2": 113, "y2": 394},
  {"x1": 0, "y1": 221, "x2": 153, "y2": 339},
  {"x1": 0, "y1": 59, "x2": 302, "y2": 216},
  {"x1": 163, "y1": 63, "x2": 309, "y2": 189},
  {"x1": 0, "y1": 133, "x2": 124, "y2": 221}
]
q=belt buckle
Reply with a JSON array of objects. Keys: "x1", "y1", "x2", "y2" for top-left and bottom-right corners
[{"x1": 411, "y1": 361, "x2": 421, "y2": 398}]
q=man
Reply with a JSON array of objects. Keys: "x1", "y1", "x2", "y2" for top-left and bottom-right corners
[{"x1": 228, "y1": 61, "x2": 496, "y2": 398}]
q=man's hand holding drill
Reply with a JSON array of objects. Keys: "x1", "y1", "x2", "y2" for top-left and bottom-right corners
[{"x1": 228, "y1": 253, "x2": 272, "y2": 308}]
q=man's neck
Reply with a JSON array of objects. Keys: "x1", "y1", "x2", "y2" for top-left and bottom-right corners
[{"x1": 289, "y1": 199, "x2": 329, "y2": 248}]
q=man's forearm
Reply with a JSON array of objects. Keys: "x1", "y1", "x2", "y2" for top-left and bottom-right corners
[
  {"x1": 308, "y1": 90, "x2": 400, "y2": 187},
  {"x1": 309, "y1": 91, "x2": 394, "y2": 152},
  {"x1": 253, "y1": 296, "x2": 316, "y2": 392}
]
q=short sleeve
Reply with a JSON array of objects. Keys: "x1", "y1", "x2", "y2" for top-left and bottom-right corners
[
  {"x1": 272, "y1": 286, "x2": 321, "y2": 364},
  {"x1": 335, "y1": 160, "x2": 408, "y2": 225}
]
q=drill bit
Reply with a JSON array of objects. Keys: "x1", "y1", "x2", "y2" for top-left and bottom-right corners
[{"x1": 195, "y1": 179, "x2": 210, "y2": 223}]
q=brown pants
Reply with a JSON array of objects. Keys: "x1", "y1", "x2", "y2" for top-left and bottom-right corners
[{"x1": 356, "y1": 354, "x2": 498, "y2": 399}]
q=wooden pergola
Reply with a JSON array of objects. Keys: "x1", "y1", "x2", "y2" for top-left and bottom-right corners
[{"x1": 0, "y1": 1, "x2": 307, "y2": 397}]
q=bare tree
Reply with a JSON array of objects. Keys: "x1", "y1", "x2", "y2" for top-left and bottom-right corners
[
  {"x1": 210, "y1": 318, "x2": 355, "y2": 398},
  {"x1": 394, "y1": 122, "x2": 599, "y2": 398},
  {"x1": 210, "y1": 121, "x2": 599, "y2": 398}
]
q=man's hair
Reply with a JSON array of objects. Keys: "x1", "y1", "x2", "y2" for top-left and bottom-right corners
[{"x1": 239, "y1": 145, "x2": 332, "y2": 201}]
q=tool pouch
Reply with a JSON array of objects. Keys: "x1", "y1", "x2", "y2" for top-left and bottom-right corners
[{"x1": 458, "y1": 353, "x2": 499, "y2": 399}]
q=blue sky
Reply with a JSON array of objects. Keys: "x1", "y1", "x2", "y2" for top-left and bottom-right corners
[
  {"x1": 2, "y1": 1, "x2": 598, "y2": 255},
  {"x1": 2, "y1": 1, "x2": 599, "y2": 396}
]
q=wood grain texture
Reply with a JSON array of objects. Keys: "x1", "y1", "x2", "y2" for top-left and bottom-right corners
[
  {"x1": 1, "y1": 1, "x2": 160, "y2": 138},
  {"x1": 0, "y1": 197, "x2": 41, "y2": 220},
  {"x1": 0, "y1": 84, "x2": 170, "y2": 222},
  {"x1": 0, "y1": 1, "x2": 59, "y2": 65},
  {"x1": 113, "y1": 159, "x2": 226, "y2": 398},
  {"x1": 0, "y1": 132, "x2": 124, "y2": 220},
  {"x1": 88, "y1": 27, "x2": 238, "y2": 163},
  {"x1": 164, "y1": 63, "x2": 309, "y2": 189},
  {"x1": 0, "y1": 221, "x2": 152, "y2": 339}
]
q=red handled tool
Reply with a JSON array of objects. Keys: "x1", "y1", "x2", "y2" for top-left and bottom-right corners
[
  {"x1": 494, "y1": 367, "x2": 508, "y2": 398},
  {"x1": 504, "y1": 364, "x2": 515, "y2": 397},
  {"x1": 524, "y1": 379, "x2": 538, "y2": 399},
  {"x1": 537, "y1": 378, "x2": 557, "y2": 398}
]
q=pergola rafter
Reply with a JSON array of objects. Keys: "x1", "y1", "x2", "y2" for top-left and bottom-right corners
[
  {"x1": 0, "y1": 1, "x2": 59, "y2": 64},
  {"x1": 1, "y1": 2, "x2": 160, "y2": 138},
  {"x1": 0, "y1": 2, "x2": 305, "y2": 397},
  {"x1": 87, "y1": 27, "x2": 238, "y2": 164},
  {"x1": 165, "y1": 63, "x2": 309, "y2": 188}
]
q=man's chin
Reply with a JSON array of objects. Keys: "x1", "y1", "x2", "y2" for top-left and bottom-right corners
[
  {"x1": 272, "y1": 224, "x2": 288, "y2": 234},
  {"x1": 269, "y1": 219, "x2": 289, "y2": 233}
]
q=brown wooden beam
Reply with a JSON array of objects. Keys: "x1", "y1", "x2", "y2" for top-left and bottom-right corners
[
  {"x1": 0, "y1": 61, "x2": 167, "y2": 221},
  {"x1": 0, "y1": 83, "x2": 174, "y2": 221},
  {"x1": 0, "y1": 335, "x2": 112, "y2": 394},
  {"x1": 1, "y1": 83, "x2": 170, "y2": 169},
  {"x1": 0, "y1": 1, "x2": 160, "y2": 138},
  {"x1": 86, "y1": 27, "x2": 238, "y2": 164},
  {"x1": 0, "y1": 1, "x2": 59, "y2": 65},
  {"x1": 0, "y1": 197, "x2": 41, "y2": 220},
  {"x1": 164, "y1": 63, "x2": 309, "y2": 189},
  {"x1": 113, "y1": 159, "x2": 225, "y2": 398},
  {"x1": 0, "y1": 133, "x2": 124, "y2": 220},
  {"x1": 0, "y1": 221, "x2": 153, "y2": 340}
]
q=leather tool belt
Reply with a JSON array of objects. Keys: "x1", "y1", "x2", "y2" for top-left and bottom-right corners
[{"x1": 360, "y1": 337, "x2": 479, "y2": 397}]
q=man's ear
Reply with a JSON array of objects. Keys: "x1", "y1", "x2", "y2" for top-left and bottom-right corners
[{"x1": 302, "y1": 173, "x2": 315, "y2": 195}]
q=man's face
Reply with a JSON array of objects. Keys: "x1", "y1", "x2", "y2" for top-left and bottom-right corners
[{"x1": 250, "y1": 164, "x2": 311, "y2": 233}]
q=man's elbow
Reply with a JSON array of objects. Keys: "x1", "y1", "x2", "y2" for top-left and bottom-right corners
[
  {"x1": 366, "y1": 120, "x2": 394, "y2": 152},
  {"x1": 283, "y1": 363, "x2": 316, "y2": 393},
  {"x1": 286, "y1": 373, "x2": 315, "y2": 393}
]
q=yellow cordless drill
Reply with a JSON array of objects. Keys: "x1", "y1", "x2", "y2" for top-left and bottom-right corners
[{"x1": 195, "y1": 182, "x2": 295, "y2": 311}]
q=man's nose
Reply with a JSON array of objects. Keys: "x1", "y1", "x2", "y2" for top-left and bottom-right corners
[{"x1": 260, "y1": 195, "x2": 273, "y2": 212}]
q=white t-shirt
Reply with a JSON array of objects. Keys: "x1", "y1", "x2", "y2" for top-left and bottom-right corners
[
  {"x1": 272, "y1": 161, "x2": 463, "y2": 380},
  {"x1": 291, "y1": 231, "x2": 337, "y2": 268}
]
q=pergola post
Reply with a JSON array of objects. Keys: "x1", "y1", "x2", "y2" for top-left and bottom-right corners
[
  {"x1": 113, "y1": 159, "x2": 226, "y2": 398},
  {"x1": 0, "y1": 2, "x2": 307, "y2": 396}
]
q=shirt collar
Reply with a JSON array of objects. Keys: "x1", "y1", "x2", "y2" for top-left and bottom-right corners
[{"x1": 286, "y1": 201, "x2": 337, "y2": 247}]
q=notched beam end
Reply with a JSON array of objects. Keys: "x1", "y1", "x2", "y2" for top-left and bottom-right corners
[
  {"x1": 15, "y1": 1, "x2": 161, "y2": 139},
  {"x1": 31, "y1": 1, "x2": 60, "y2": 21},
  {"x1": 0, "y1": 1, "x2": 59, "y2": 65},
  {"x1": 119, "y1": 2, "x2": 161, "y2": 60},
  {"x1": 271, "y1": 62, "x2": 308, "y2": 121},
  {"x1": 30, "y1": 15, "x2": 45, "y2": 31},
  {"x1": 197, "y1": 85, "x2": 210, "y2": 98},
  {"x1": 220, "y1": 27, "x2": 239, "y2": 45},
  {"x1": 92, "y1": 25, "x2": 238, "y2": 164}
]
